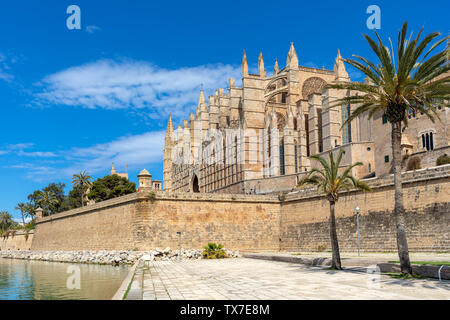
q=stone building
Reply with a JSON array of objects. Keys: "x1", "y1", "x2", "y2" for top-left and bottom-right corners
[
  {"x1": 110, "y1": 163, "x2": 128, "y2": 180},
  {"x1": 163, "y1": 44, "x2": 375, "y2": 194},
  {"x1": 373, "y1": 72, "x2": 450, "y2": 177}
]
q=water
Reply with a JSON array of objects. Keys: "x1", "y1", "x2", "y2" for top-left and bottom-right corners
[{"x1": 0, "y1": 258, "x2": 130, "y2": 300}]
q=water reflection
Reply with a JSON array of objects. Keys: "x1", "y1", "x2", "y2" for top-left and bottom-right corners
[{"x1": 0, "y1": 258, "x2": 129, "y2": 300}]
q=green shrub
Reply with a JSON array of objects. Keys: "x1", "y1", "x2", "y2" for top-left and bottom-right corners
[
  {"x1": 436, "y1": 154, "x2": 450, "y2": 166},
  {"x1": 202, "y1": 242, "x2": 227, "y2": 259}
]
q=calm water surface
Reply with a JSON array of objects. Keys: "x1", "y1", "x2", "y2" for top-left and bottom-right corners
[{"x1": 0, "y1": 258, "x2": 130, "y2": 300}]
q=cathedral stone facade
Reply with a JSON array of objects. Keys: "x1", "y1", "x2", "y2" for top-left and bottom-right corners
[
  {"x1": 163, "y1": 43, "x2": 375, "y2": 194},
  {"x1": 162, "y1": 43, "x2": 448, "y2": 194}
]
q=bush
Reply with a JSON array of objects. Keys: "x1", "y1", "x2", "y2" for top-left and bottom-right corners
[
  {"x1": 202, "y1": 243, "x2": 227, "y2": 259},
  {"x1": 406, "y1": 156, "x2": 421, "y2": 171},
  {"x1": 436, "y1": 154, "x2": 450, "y2": 166},
  {"x1": 317, "y1": 245, "x2": 326, "y2": 252}
]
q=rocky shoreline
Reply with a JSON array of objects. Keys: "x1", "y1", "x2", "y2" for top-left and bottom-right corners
[{"x1": 0, "y1": 248, "x2": 241, "y2": 265}]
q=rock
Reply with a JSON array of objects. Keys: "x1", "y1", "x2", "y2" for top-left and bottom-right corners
[{"x1": 141, "y1": 254, "x2": 154, "y2": 262}]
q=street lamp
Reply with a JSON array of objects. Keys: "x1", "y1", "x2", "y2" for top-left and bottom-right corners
[{"x1": 355, "y1": 206, "x2": 360, "y2": 256}]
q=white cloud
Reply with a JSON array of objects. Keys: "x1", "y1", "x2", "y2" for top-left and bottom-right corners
[
  {"x1": 8, "y1": 130, "x2": 165, "y2": 181},
  {"x1": 0, "y1": 52, "x2": 15, "y2": 82},
  {"x1": 85, "y1": 25, "x2": 101, "y2": 34},
  {"x1": 0, "y1": 143, "x2": 37, "y2": 156},
  {"x1": 34, "y1": 59, "x2": 241, "y2": 119}
]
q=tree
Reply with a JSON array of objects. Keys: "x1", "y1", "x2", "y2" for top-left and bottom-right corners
[
  {"x1": 328, "y1": 22, "x2": 449, "y2": 274},
  {"x1": 23, "y1": 202, "x2": 36, "y2": 221},
  {"x1": 42, "y1": 183, "x2": 68, "y2": 213},
  {"x1": 0, "y1": 211, "x2": 13, "y2": 233},
  {"x1": 14, "y1": 202, "x2": 28, "y2": 228},
  {"x1": 72, "y1": 171, "x2": 93, "y2": 207},
  {"x1": 38, "y1": 190, "x2": 59, "y2": 216},
  {"x1": 88, "y1": 175, "x2": 136, "y2": 203},
  {"x1": 68, "y1": 184, "x2": 84, "y2": 209},
  {"x1": 297, "y1": 150, "x2": 372, "y2": 270},
  {"x1": 27, "y1": 183, "x2": 68, "y2": 214}
]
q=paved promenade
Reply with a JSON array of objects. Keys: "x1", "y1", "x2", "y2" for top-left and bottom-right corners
[{"x1": 124, "y1": 258, "x2": 450, "y2": 300}]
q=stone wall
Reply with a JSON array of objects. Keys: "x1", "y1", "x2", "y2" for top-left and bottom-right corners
[
  {"x1": 32, "y1": 193, "x2": 281, "y2": 252},
  {"x1": 31, "y1": 166, "x2": 450, "y2": 252},
  {"x1": 280, "y1": 165, "x2": 450, "y2": 252},
  {"x1": 1, "y1": 230, "x2": 34, "y2": 251}
]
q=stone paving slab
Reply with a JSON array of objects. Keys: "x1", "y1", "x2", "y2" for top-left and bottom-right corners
[{"x1": 138, "y1": 258, "x2": 450, "y2": 300}]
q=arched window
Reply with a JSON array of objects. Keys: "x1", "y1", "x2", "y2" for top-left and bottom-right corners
[
  {"x1": 294, "y1": 141, "x2": 298, "y2": 173},
  {"x1": 280, "y1": 139, "x2": 285, "y2": 176},
  {"x1": 234, "y1": 136, "x2": 238, "y2": 165},
  {"x1": 430, "y1": 132, "x2": 434, "y2": 150},
  {"x1": 421, "y1": 131, "x2": 435, "y2": 151},
  {"x1": 341, "y1": 104, "x2": 352, "y2": 144}
]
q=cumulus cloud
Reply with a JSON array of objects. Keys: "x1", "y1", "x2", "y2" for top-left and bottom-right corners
[
  {"x1": 34, "y1": 59, "x2": 241, "y2": 119},
  {"x1": 7, "y1": 130, "x2": 165, "y2": 181}
]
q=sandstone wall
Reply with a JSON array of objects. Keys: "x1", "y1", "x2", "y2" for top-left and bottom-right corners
[
  {"x1": 280, "y1": 165, "x2": 450, "y2": 252},
  {"x1": 32, "y1": 193, "x2": 281, "y2": 252},
  {"x1": 31, "y1": 166, "x2": 450, "y2": 253},
  {"x1": 1, "y1": 231, "x2": 34, "y2": 251}
]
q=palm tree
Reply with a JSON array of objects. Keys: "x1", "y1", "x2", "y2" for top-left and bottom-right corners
[
  {"x1": 24, "y1": 202, "x2": 35, "y2": 220},
  {"x1": 15, "y1": 202, "x2": 28, "y2": 228},
  {"x1": 72, "y1": 171, "x2": 93, "y2": 207},
  {"x1": 328, "y1": 22, "x2": 449, "y2": 274},
  {"x1": 0, "y1": 211, "x2": 13, "y2": 233},
  {"x1": 38, "y1": 190, "x2": 59, "y2": 216},
  {"x1": 297, "y1": 150, "x2": 372, "y2": 270}
]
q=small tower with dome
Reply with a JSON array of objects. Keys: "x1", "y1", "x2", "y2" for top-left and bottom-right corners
[{"x1": 138, "y1": 169, "x2": 152, "y2": 192}]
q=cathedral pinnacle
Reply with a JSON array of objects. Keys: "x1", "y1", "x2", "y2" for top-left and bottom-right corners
[
  {"x1": 258, "y1": 52, "x2": 266, "y2": 77},
  {"x1": 273, "y1": 59, "x2": 279, "y2": 75},
  {"x1": 286, "y1": 42, "x2": 298, "y2": 68},
  {"x1": 334, "y1": 49, "x2": 349, "y2": 82},
  {"x1": 242, "y1": 50, "x2": 248, "y2": 76}
]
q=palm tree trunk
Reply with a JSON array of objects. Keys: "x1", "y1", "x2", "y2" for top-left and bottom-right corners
[
  {"x1": 21, "y1": 212, "x2": 26, "y2": 228},
  {"x1": 391, "y1": 121, "x2": 412, "y2": 274},
  {"x1": 329, "y1": 200, "x2": 342, "y2": 270}
]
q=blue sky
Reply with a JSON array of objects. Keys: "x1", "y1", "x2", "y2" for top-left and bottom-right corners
[{"x1": 0, "y1": 0, "x2": 448, "y2": 220}]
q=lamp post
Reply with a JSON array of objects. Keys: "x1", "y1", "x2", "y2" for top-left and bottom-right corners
[
  {"x1": 177, "y1": 231, "x2": 182, "y2": 261},
  {"x1": 355, "y1": 206, "x2": 360, "y2": 256}
]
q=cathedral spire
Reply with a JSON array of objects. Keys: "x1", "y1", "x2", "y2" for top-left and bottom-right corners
[
  {"x1": 334, "y1": 49, "x2": 349, "y2": 82},
  {"x1": 286, "y1": 42, "x2": 298, "y2": 69},
  {"x1": 258, "y1": 52, "x2": 266, "y2": 77},
  {"x1": 198, "y1": 88, "x2": 206, "y2": 107},
  {"x1": 273, "y1": 59, "x2": 279, "y2": 75},
  {"x1": 242, "y1": 50, "x2": 248, "y2": 76},
  {"x1": 165, "y1": 113, "x2": 174, "y2": 141}
]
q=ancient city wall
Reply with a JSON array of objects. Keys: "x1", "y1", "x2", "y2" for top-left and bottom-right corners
[
  {"x1": 31, "y1": 165, "x2": 450, "y2": 252},
  {"x1": 1, "y1": 230, "x2": 34, "y2": 251},
  {"x1": 32, "y1": 193, "x2": 281, "y2": 251},
  {"x1": 280, "y1": 165, "x2": 450, "y2": 252}
]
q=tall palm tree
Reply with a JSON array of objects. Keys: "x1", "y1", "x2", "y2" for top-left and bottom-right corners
[
  {"x1": 297, "y1": 150, "x2": 372, "y2": 270},
  {"x1": 328, "y1": 22, "x2": 449, "y2": 274},
  {"x1": 15, "y1": 202, "x2": 28, "y2": 228},
  {"x1": 72, "y1": 171, "x2": 93, "y2": 207},
  {"x1": 38, "y1": 190, "x2": 59, "y2": 216},
  {"x1": 24, "y1": 202, "x2": 35, "y2": 220}
]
